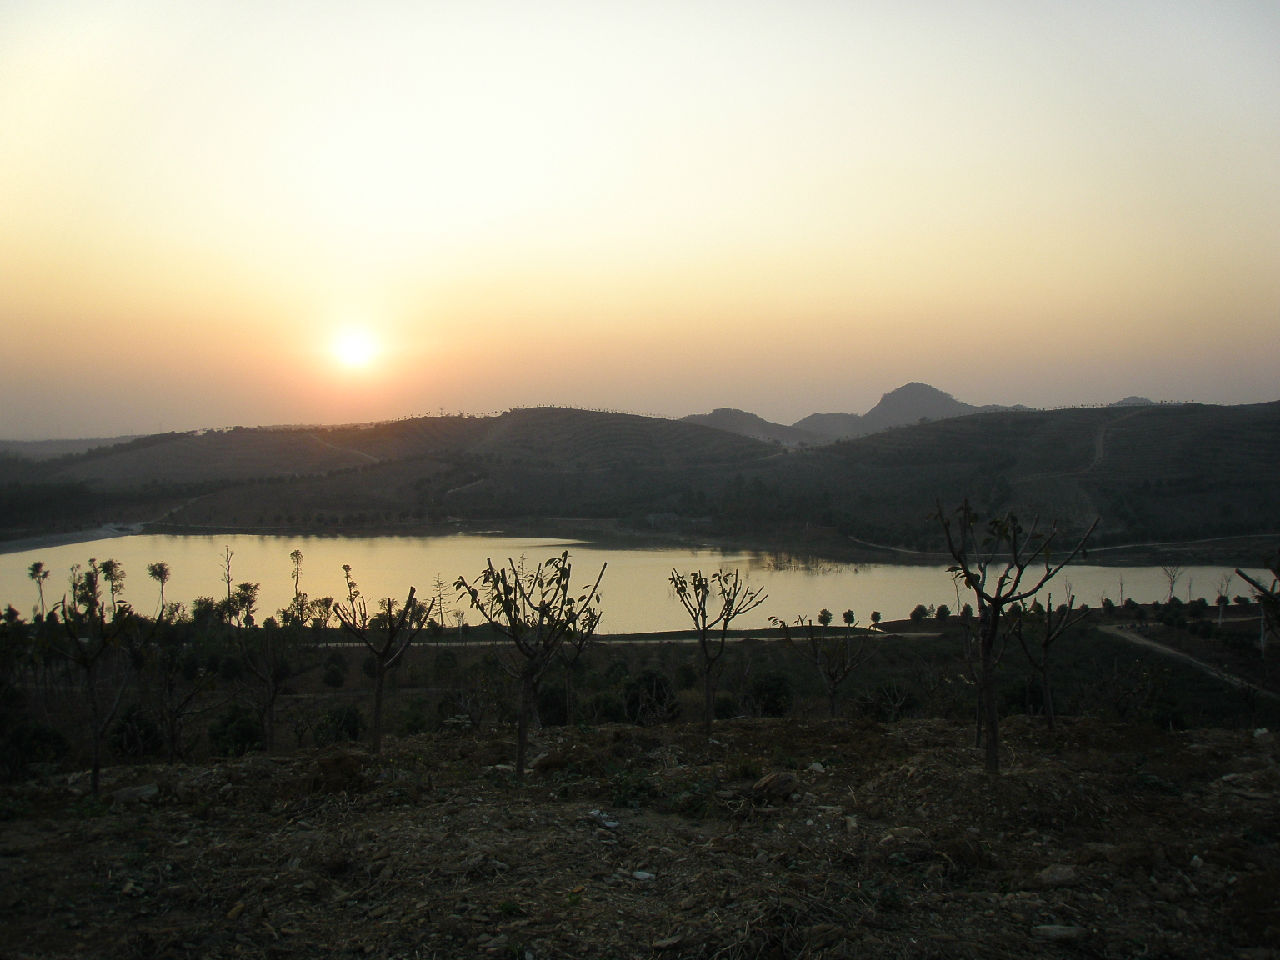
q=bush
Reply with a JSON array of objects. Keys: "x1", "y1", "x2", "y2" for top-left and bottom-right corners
[
  {"x1": 909, "y1": 604, "x2": 929, "y2": 623},
  {"x1": 624, "y1": 670, "x2": 680, "y2": 726},
  {"x1": 1, "y1": 721, "x2": 69, "y2": 779},
  {"x1": 315, "y1": 705, "x2": 366, "y2": 746},
  {"x1": 674, "y1": 661, "x2": 700, "y2": 691},
  {"x1": 857, "y1": 681, "x2": 920, "y2": 722},
  {"x1": 322, "y1": 664, "x2": 346, "y2": 689},
  {"x1": 714, "y1": 693, "x2": 739, "y2": 720},
  {"x1": 537, "y1": 685, "x2": 569, "y2": 727},
  {"x1": 584, "y1": 692, "x2": 628, "y2": 724},
  {"x1": 110, "y1": 704, "x2": 162, "y2": 759},
  {"x1": 208, "y1": 707, "x2": 263, "y2": 757},
  {"x1": 744, "y1": 671, "x2": 793, "y2": 717}
]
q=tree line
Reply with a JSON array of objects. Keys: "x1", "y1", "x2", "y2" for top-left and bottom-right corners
[{"x1": 4, "y1": 506, "x2": 1276, "y2": 793}]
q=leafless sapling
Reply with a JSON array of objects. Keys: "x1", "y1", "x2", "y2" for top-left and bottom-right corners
[
  {"x1": 937, "y1": 500, "x2": 1095, "y2": 774},
  {"x1": 772, "y1": 612, "x2": 867, "y2": 718},
  {"x1": 53, "y1": 559, "x2": 136, "y2": 796},
  {"x1": 1017, "y1": 591, "x2": 1089, "y2": 731},
  {"x1": 456, "y1": 552, "x2": 605, "y2": 779},
  {"x1": 333, "y1": 564, "x2": 438, "y2": 753},
  {"x1": 669, "y1": 568, "x2": 767, "y2": 735}
]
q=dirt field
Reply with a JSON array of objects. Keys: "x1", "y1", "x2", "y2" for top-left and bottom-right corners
[{"x1": 2, "y1": 716, "x2": 1278, "y2": 959}]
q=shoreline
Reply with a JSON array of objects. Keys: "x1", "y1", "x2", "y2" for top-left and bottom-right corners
[
  {"x1": 0, "y1": 524, "x2": 146, "y2": 556},
  {"x1": 1, "y1": 519, "x2": 1273, "y2": 568}
]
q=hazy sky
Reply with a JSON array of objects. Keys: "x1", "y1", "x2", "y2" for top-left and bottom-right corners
[{"x1": 2, "y1": 0, "x2": 1278, "y2": 439}]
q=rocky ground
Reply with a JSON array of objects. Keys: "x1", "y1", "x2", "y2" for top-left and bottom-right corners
[{"x1": 1, "y1": 716, "x2": 1278, "y2": 960}]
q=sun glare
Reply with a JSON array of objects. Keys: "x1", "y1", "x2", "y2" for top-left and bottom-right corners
[{"x1": 331, "y1": 328, "x2": 380, "y2": 369}]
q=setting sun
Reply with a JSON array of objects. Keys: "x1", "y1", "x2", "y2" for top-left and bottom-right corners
[{"x1": 331, "y1": 328, "x2": 380, "y2": 370}]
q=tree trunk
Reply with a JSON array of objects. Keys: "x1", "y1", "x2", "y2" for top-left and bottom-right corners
[
  {"x1": 371, "y1": 663, "x2": 386, "y2": 753},
  {"x1": 516, "y1": 673, "x2": 536, "y2": 779},
  {"x1": 980, "y1": 628, "x2": 999, "y2": 774},
  {"x1": 1042, "y1": 664, "x2": 1056, "y2": 732},
  {"x1": 975, "y1": 605, "x2": 1001, "y2": 773},
  {"x1": 702, "y1": 667, "x2": 715, "y2": 736}
]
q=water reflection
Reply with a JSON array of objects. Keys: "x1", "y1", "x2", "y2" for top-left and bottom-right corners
[{"x1": 0, "y1": 532, "x2": 1269, "y2": 635}]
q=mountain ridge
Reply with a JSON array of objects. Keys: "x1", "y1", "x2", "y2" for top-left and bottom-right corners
[{"x1": 3, "y1": 398, "x2": 1278, "y2": 557}]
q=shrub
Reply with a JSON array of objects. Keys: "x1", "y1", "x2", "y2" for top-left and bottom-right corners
[
  {"x1": 744, "y1": 671, "x2": 793, "y2": 717},
  {"x1": 909, "y1": 604, "x2": 929, "y2": 623},
  {"x1": 208, "y1": 707, "x2": 263, "y2": 757},
  {"x1": 322, "y1": 664, "x2": 346, "y2": 689},
  {"x1": 714, "y1": 693, "x2": 738, "y2": 720},
  {"x1": 537, "y1": 685, "x2": 569, "y2": 727},
  {"x1": 110, "y1": 704, "x2": 162, "y2": 759},
  {"x1": 315, "y1": 705, "x2": 366, "y2": 746},
  {"x1": 1, "y1": 721, "x2": 69, "y2": 779},
  {"x1": 584, "y1": 692, "x2": 628, "y2": 724},
  {"x1": 624, "y1": 670, "x2": 680, "y2": 726},
  {"x1": 857, "y1": 681, "x2": 920, "y2": 722}
]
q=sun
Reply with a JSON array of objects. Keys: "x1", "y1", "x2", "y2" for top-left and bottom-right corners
[{"x1": 330, "y1": 328, "x2": 380, "y2": 369}]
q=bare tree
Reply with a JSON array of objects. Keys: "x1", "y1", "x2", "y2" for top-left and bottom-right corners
[
  {"x1": 773, "y1": 613, "x2": 867, "y2": 718},
  {"x1": 220, "y1": 546, "x2": 234, "y2": 608},
  {"x1": 52, "y1": 559, "x2": 135, "y2": 796},
  {"x1": 937, "y1": 501, "x2": 1095, "y2": 774},
  {"x1": 456, "y1": 552, "x2": 605, "y2": 779},
  {"x1": 333, "y1": 564, "x2": 438, "y2": 753},
  {"x1": 669, "y1": 568, "x2": 767, "y2": 735},
  {"x1": 140, "y1": 605, "x2": 213, "y2": 764},
  {"x1": 27, "y1": 561, "x2": 49, "y2": 621},
  {"x1": 1160, "y1": 564, "x2": 1184, "y2": 603},
  {"x1": 1018, "y1": 591, "x2": 1089, "y2": 731},
  {"x1": 1216, "y1": 573, "x2": 1233, "y2": 627}
]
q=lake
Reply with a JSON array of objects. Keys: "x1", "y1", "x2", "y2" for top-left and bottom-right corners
[{"x1": 0, "y1": 532, "x2": 1268, "y2": 632}]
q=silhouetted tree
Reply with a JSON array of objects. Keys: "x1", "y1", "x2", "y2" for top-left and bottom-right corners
[
  {"x1": 1018, "y1": 591, "x2": 1089, "y2": 731},
  {"x1": 52, "y1": 559, "x2": 135, "y2": 795},
  {"x1": 773, "y1": 613, "x2": 867, "y2": 718},
  {"x1": 669, "y1": 568, "x2": 767, "y2": 735},
  {"x1": 99, "y1": 558, "x2": 126, "y2": 614},
  {"x1": 334, "y1": 564, "x2": 437, "y2": 753},
  {"x1": 456, "y1": 552, "x2": 605, "y2": 778},
  {"x1": 937, "y1": 500, "x2": 1095, "y2": 774},
  {"x1": 146, "y1": 561, "x2": 170, "y2": 614},
  {"x1": 27, "y1": 561, "x2": 49, "y2": 621}
]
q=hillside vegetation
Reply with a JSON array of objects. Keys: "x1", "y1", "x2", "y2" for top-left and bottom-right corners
[{"x1": 2, "y1": 402, "x2": 1278, "y2": 555}]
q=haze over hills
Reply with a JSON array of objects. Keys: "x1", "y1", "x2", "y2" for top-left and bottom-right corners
[
  {"x1": 1, "y1": 393, "x2": 1276, "y2": 556},
  {"x1": 686, "y1": 382, "x2": 1043, "y2": 446}
]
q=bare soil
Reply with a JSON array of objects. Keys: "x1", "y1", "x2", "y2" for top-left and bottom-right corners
[{"x1": 2, "y1": 716, "x2": 1278, "y2": 959}]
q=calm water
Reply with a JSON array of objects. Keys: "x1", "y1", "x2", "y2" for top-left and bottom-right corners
[{"x1": 0, "y1": 533, "x2": 1267, "y2": 633}]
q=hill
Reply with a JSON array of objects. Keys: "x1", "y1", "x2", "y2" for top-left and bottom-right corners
[
  {"x1": 681, "y1": 408, "x2": 822, "y2": 447},
  {"x1": 2, "y1": 402, "x2": 1278, "y2": 556},
  {"x1": 793, "y1": 381, "x2": 1029, "y2": 442}
]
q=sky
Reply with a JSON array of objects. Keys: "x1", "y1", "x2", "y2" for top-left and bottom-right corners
[{"x1": 2, "y1": 0, "x2": 1278, "y2": 440}]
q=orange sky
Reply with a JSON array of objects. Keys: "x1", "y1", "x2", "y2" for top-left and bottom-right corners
[{"x1": 2, "y1": 1, "x2": 1278, "y2": 439}]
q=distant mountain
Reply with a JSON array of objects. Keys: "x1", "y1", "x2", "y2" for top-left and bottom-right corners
[
  {"x1": 792, "y1": 382, "x2": 1024, "y2": 443},
  {"x1": 680, "y1": 408, "x2": 821, "y2": 447},
  {"x1": 1111, "y1": 396, "x2": 1154, "y2": 407}
]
